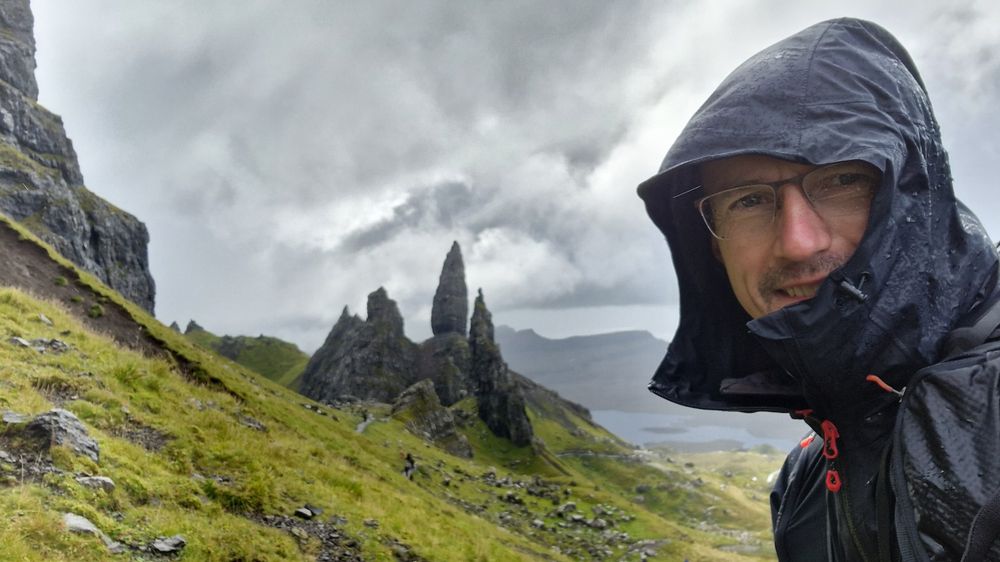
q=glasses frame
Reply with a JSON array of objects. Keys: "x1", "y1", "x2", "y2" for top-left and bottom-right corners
[{"x1": 693, "y1": 160, "x2": 879, "y2": 241}]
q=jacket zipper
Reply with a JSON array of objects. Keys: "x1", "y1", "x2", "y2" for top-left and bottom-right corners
[{"x1": 822, "y1": 419, "x2": 874, "y2": 562}]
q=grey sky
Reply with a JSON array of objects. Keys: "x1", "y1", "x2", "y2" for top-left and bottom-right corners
[{"x1": 30, "y1": 1, "x2": 1000, "y2": 352}]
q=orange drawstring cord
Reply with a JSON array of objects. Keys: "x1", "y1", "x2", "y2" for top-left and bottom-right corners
[{"x1": 866, "y1": 374, "x2": 904, "y2": 397}]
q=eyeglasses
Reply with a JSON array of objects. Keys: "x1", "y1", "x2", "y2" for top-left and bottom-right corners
[{"x1": 695, "y1": 161, "x2": 880, "y2": 241}]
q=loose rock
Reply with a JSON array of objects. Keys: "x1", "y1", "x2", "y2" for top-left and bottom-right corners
[
  {"x1": 63, "y1": 513, "x2": 125, "y2": 554},
  {"x1": 7, "y1": 409, "x2": 99, "y2": 463},
  {"x1": 76, "y1": 476, "x2": 115, "y2": 493},
  {"x1": 151, "y1": 535, "x2": 186, "y2": 553}
]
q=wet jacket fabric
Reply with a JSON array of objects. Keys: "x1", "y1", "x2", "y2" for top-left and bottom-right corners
[{"x1": 637, "y1": 18, "x2": 1000, "y2": 561}]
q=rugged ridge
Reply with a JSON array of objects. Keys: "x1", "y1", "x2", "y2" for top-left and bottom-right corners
[
  {"x1": 0, "y1": 0, "x2": 155, "y2": 312},
  {"x1": 297, "y1": 294, "x2": 418, "y2": 404},
  {"x1": 431, "y1": 241, "x2": 468, "y2": 336}
]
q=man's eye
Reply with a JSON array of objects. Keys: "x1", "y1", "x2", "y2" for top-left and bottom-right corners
[
  {"x1": 729, "y1": 191, "x2": 771, "y2": 212},
  {"x1": 812, "y1": 172, "x2": 877, "y2": 199},
  {"x1": 835, "y1": 173, "x2": 867, "y2": 185}
]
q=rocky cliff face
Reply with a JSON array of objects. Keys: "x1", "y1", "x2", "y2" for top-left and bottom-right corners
[
  {"x1": 468, "y1": 290, "x2": 533, "y2": 447},
  {"x1": 416, "y1": 333, "x2": 473, "y2": 406},
  {"x1": 431, "y1": 241, "x2": 467, "y2": 337},
  {"x1": 0, "y1": 0, "x2": 155, "y2": 312},
  {"x1": 298, "y1": 291, "x2": 418, "y2": 404}
]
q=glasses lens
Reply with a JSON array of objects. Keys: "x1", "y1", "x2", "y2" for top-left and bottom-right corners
[
  {"x1": 700, "y1": 185, "x2": 776, "y2": 240},
  {"x1": 803, "y1": 162, "x2": 879, "y2": 216}
]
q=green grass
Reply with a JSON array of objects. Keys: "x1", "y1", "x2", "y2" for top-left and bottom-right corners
[
  {"x1": 186, "y1": 328, "x2": 309, "y2": 388},
  {"x1": 0, "y1": 213, "x2": 783, "y2": 561}
]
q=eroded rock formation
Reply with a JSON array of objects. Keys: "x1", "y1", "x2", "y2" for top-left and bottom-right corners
[
  {"x1": 468, "y1": 289, "x2": 533, "y2": 447},
  {"x1": 0, "y1": 1, "x2": 155, "y2": 312},
  {"x1": 391, "y1": 379, "x2": 472, "y2": 458},
  {"x1": 298, "y1": 291, "x2": 418, "y2": 404},
  {"x1": 431, "y1": 241, "x2": 467, "y2": 336},
  {"x1": 416, "y1": 333, "x2": 473, "y2": 406},
  {"x1": 300, "y1": 246, "x2": 538, "y2": 449}
]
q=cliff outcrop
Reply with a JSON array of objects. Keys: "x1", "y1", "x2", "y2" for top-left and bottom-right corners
[
  {"x1": 416, "y1": 333, "x2": 473, "y2": 406},
  {"x1": 468, "y1": 290, "x2": 533, "y2": 447},
  {"x1": 0, "y1": 0, "x2": 155, "y2": 312},
  {"x1": 297, "y1": 290, "x2": 418, "y2": 404},
  {"x1": 391, "y1": 379, "x2": 472, "y2": 458}
]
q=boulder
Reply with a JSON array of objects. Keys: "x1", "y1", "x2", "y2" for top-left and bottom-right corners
[
  {"x1": 151, "y1": 535, "x2": 186, "y2": 554},
  {"x1": 4, "y1": 409, "x2": 99, "y2": 462},
  {"x1": 75, "y1": 475, "x2": 115, "y2": 492},
  {"x1": 431, "y1": 241, "x2": 468, "y2": 336},
  {"x1": 391, "y1": 379, "x2": 472, "y2": 458},
  {"x1": 63, "y1": 513, "x2": 125, "y2": 553}
]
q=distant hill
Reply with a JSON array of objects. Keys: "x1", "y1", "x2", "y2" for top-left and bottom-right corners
[
  {"x1": 184, "y1": 325, "x2": 309, "y2": 388},
  {"x1": 495, "y1": 325, "x2": 669, "y2": 412},
  {"x1": 496, "y1": 325, "x2": 806, "y2": 452}
]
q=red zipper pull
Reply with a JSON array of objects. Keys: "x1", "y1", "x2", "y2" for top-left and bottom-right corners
[
  {"x1": 820, "y1": 419, "x2": 841, "y2": 493},
  {"x1": 826, "y1": 468, "x2": 842, "y2": 492},
  {"x1": 820, "y1": 420, "x2": 840, "y2": 459}
]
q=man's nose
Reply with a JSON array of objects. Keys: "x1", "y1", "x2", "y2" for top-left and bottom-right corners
[{"x1": 773, "y1": 185, "x2": 832, "y2": 260}]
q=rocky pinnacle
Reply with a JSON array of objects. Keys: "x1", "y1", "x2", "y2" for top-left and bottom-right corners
[
  {"x1": 431, "y1": 241, "x2": 468, "y2": 336},
  {"x1": 469, "y1": 289, "x2": 533, "y2": 447}
]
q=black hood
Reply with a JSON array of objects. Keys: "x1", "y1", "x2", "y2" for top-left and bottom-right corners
[{"x1": 638, "y1": 18, "x2": 998, "y2": 421}]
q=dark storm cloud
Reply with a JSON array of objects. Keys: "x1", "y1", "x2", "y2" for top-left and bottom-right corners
[
  {"x1": 339, "y1": 181, "x2": 475, "y2": 253},
  {"x1": 31, "y1": 0, "x2": 1000, "y2": 349}
]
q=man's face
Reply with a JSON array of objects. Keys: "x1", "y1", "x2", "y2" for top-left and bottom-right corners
[{"x1": 700, "y1": 154, "x2": 873, "y2": 319}]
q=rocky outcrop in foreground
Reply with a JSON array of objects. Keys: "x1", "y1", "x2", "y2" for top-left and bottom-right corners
[
  {"x1": 391, "y1": 379, "x2": 472, "y2": 458},
  {"x1": 0, "y1": 1, "x2": 155, "y2": 312}
]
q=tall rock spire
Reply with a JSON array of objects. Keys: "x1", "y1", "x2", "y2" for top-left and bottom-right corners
[
  {"x1": 431, "y1": 241, "x2": 468, "y2": 336},
  {"x1": 468, "y1": 289, "x2": 533, "y2": 447}
]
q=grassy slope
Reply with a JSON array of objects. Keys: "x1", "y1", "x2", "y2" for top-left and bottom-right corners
[
  {"x1": 185, "y1": 329, "x2": 309, "y2": 388},
  {"x1": 0, "y1": 216, "x2": 782, "y2": 561}
]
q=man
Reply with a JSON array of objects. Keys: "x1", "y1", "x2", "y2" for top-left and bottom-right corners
[{"x1": 638, "y1": 18, "x2": 1000, "y2": 561}]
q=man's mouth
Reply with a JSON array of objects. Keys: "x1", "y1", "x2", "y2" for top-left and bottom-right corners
[{"x1": 779, "y1": 283, "x2": 820, "y2": 299}]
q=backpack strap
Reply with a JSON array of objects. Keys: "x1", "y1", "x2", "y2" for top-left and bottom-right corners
[
  {"x1": 960, "y1": 492, "x2": 1000, "y2": 562},
  {"x1": 943, "y1": 290, "x2": 1000, "y2": 358}
]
